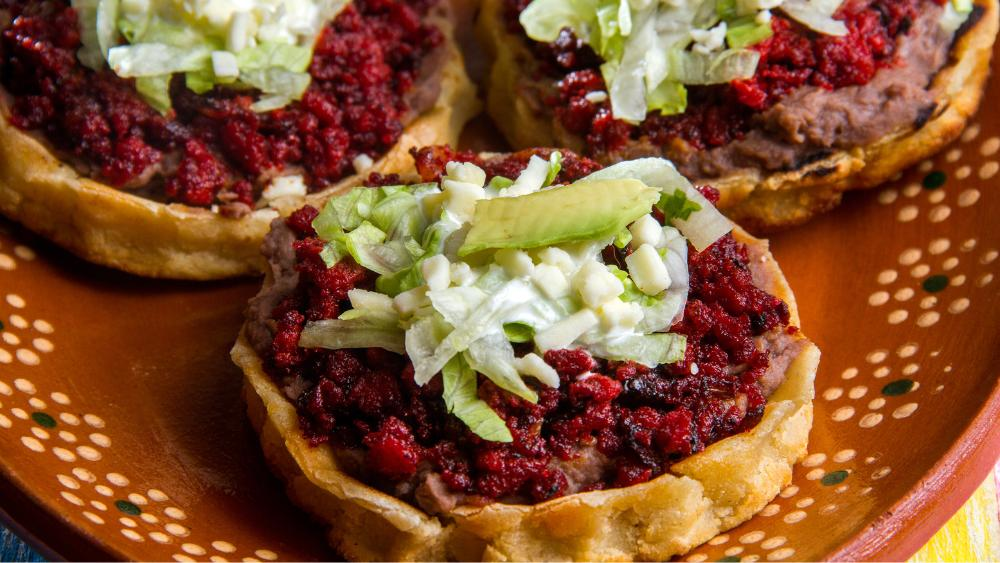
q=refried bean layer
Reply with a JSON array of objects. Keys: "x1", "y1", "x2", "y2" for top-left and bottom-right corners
[
  {"x1": 247, "y1": 147, "x2": 797, "y2": 513},
  {"x1": 504, "y1": 0, "x2": 957, "y2": 178},
  {"x1": 0, "y1": 0, "x2": 445, "y2": 213}
]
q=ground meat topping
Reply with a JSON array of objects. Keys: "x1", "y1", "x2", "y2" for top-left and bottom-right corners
[
  {"x1": 1, "y1": 0, "x2": 444, "y2": 209},
  {"x1": 506, "y1": 0, "x2": 940, "y2": 154},
  {"x1": 253, "y1": 149, "x2": 797, "y2": 511}
]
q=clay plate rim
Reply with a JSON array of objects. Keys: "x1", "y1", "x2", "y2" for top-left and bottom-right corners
[
  {"x1": 829, "y1": 371, "x2": 1000, "y2": 561},
  {"x1": 0, "y1": 462, "x2": 112, "y2": 560},
  {"x1": 0, "y1": 203, "x2": 997, "y2": 563}
]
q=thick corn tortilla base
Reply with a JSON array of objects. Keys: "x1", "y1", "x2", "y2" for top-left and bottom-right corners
[
  {"x1": 231, "y1": 228, "x2": 819, "y2": 561},
  {"x1": 0, "y1": 3, "x2": 479, "y2": 280},
  {"x1": 477, "y1": 0, "x2": 998, "y2": 232}
]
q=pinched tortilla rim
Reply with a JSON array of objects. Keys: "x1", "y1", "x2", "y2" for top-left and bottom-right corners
[
  {"x1": 477, "y1": 0, "x2": 998, "y2": 232},
  {"x1": 0, "y1": 1, "x2": 479, "y2": 280},
  {"x1": 231, "y1": 227, "x2": 819, "y2": 561}
]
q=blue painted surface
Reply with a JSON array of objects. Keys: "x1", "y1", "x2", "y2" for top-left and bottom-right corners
[{"x1": 0, "y1": 526, "x2": 44, "y2": 562}]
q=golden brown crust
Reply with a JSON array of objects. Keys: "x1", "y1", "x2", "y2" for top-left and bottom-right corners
[
  {"x1": 477, "y1": 0, "x2": 998, "y2": 232},
  {"x1": 0, "y1": 2, "x2": 479, "y2": 280},
  {"x1": 231, "y1": 223, "x2": 818, "y2": 561}
]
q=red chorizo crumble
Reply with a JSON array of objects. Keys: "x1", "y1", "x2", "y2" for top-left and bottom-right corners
[
  {"x1": 0, "y1": 0, "x2": 443, "y2": 208},
  {"x1": 504, "y1": 0, "x2": 934, "y2": 153},
  {"x1": 262, "y1": 149, "x2": 793, "y2": 506}
]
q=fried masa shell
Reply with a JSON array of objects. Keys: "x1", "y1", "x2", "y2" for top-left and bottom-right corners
[
  {"x1": 230, "y1": 225, "x2": 820, "y2": 562},
  {"x1": 476, "y1": 0, "x2": 999, "y2": 232},
  {"x1": 0, "y1": 2, "x2": 479, "y2": 280}
]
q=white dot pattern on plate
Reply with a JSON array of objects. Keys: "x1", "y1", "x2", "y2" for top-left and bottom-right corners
[
  {"x1": 0, "y1": 362, "x2": 288, "y2": 563},
  {"x1": 892, "y1": 403, "x2": 919, "y2": 419},
  {"x1": 805, "y1": 469, "x2": 824, "y2": 481},
  {"x1": 859, "y1": 413, "x2": 884, "y2": 428},
  {"x1": 831, "y1": 406, "x2": 855, "y2": 422}
]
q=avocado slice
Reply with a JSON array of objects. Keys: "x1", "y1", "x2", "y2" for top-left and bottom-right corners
[{"x1": 458, "y1": 179, "x2": 660, "y2": 257}]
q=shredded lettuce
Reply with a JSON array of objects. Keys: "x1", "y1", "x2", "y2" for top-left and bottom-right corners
[
  {"x1": 465, "y1": 332, "x2": 539, "y2": 403},
  {"x1": 586, "y1": 333, "x2": 687, "y2": 367},
  {"x1": 72, "y1": 0, "x2": 104, "y2": 70},
  {"x1": 780, "y1": 0, "x2": 848, "y2": 36},
  {"x1": 519, "y1": 0, "x2": 599, "y2": 42},
  {"x1": 298, "y1": 314, "x2": 405, "y2": 355},
  {"x1": 376, "y1": 264, "x2": 426, "y2": 297},
  {"x1": 413, "y1": 279, "x2": 535, "y2": 384},
  {"x1": 236, "y1": 42, "x2": 313, "y2": 73},
  {"x1": 613, "y1": 227, "x2": 633, "y2": 249},
  {"x1": 486, "y1": 176, "x2": 515, "y2": 194},
  {"x1": 318, "y1": 188, "x2": 380, "y2": 234},
  {"x1": 503, "y1": 322, "x2": 536, "y2": 343},
  {"x1": 940, "y1": 0, "x2": 973, "y2": 32},
  {"x1": 314, "y1": 186, "x2": 450, "y2": 295},
  {"x1": 666, "y1": 48, "x2": 760, "y2": 85},
  {"x1": 595, "y1": 0, "x2": 626, "y2": 60},
  {"x1": 647, "y1": 80, "x2": 687, "y2": 116},
  {"x1": 543, "y1": 151, "x2": 563, "y2": 187},
  {"x1": 608, "y1": 6, "x2": 656, "y2": 122},
  {"x1": 96, "y1": 0, "x2": 120, "y2": 64},
  {"x1": 107, "y1": 44, "x2": 211, "y2": 77},
  {"x1": 519, "y1": 0, "x2": 847, "y2": 120},
  {"x1": 370, "y1": 190, "x2": 426, "y2": 242},
  {"x1": 241, "y1": 68, "x2": 311, "y2": 112},
  {"x1": 501, "y1": 154, "x2": 558, "y2": 197},
  {"x1": 607, "y1": 265, "x2": 658, "y2": 307},
  {"x1": 185, "y1": 69, "x2": 216, "y2": 94},
  {"x1": 428, "y1": 286, "x2": 488, "y2": 326},
  {"x1": 135, "y1": 75, "x2": 173, "y2": 114},
  {"x1": 717, "y1": 0, "x2": 739, "y2": 20},
  {"x1": 635, "y1": 288, "x2": 686, "y2": 332},
  {"x1": 442, "y1": 356, "x2": 513, "y2": 443},
  {"x1": 726, "y1": 17, "x2": 774, "y2": 49},
  {"x1": 73, "y1": 0, "x2": 348, "y2": 113}
]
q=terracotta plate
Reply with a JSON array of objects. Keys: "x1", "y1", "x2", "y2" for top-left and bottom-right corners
[{"x1": 0, "y1": 62, "x2": 999, "y2": 563}]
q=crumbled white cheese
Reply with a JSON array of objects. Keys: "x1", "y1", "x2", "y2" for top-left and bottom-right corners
[
  {"x1": 226, "y1": 10, "x2": 253, "y2": 52},
  {"x1": 535, "y1": 309, "x2": 599, "y2": 351},
  {"x1": 756, "y1": 9, "x2": 773, "y2": 24},
  {"x1": 629, "y1": 214, "x2": 665, "y2": 249},
  {"x1": 495, "y1": 249, "x2": 535, "y2": 278},
  {"x1": 421, "y1": 255, "x2": 452, "y2": 292},
  {"x1": 756, "y1": 0, "x2": 784, "y2": 10},
  {"x1": 450, "y1": 262, "x2": 479, "y2": 286},
  {"x1": 502, "y1": 155, "x2": 550, "y2": 197},
  {"x1": 513, "y1": 353, "x2": 560, "y2": 388},
  {"x1": 531, "y1": 263, "x2": 570, "y2": 299},
  {"x1": 537, "y1": 247, "x2": 577, "y2": 275},
  {"x1": 445, "y1": 161, "x2": 487, "y2": 187},
  {"x1": 262, "y1": 175, "x2": 307, "y2": 203},
  {"x1": 393, "y1": 286, "x2": 429, "y2": 317},
  {"x1": 625, "y1": 243, "x2": 671, "y2": 295},
  {"x1": 347, "y1": 288, "x2": 395, "y2": 313},
  {"x1": 573, "y1": 261, "x2": 625, "y2": 309},
  {"x1": 584, "y1": 90, "x2": 609, "y2": 103},
  {"x1": 597, "y1": 299, "x2": 644, "y2": 333},
  {"x1": 441, "y1": 179, "x2": 486, "y2": 224},
  {"x1": 211, "y1": 50, "x2": 239, "y2": 78},
  {"x1": 352, "y1": 153, "x2": 374, "y2": 175},
  {"x1": 691, "y1": 21, "x2": 728, "y2": 55}
]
